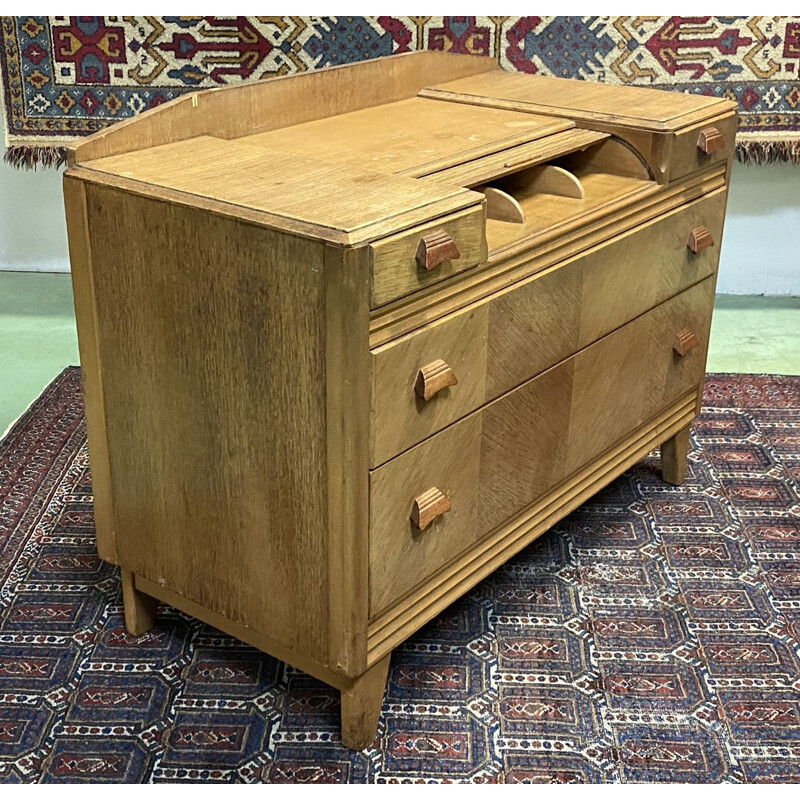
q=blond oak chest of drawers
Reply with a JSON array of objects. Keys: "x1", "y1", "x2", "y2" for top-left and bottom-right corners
[{"x1": 63, "y1": 52, "x2": 736, "y2": 750}]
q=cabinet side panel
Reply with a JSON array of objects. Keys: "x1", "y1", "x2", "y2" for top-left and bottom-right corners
[
  {"x1": 63, "y1": 175, "x2": 119, "y2": 564},
  {"x1": 83, "y1": 183, "x2": 330, "y2": 664},
  {"x1": 325, "y1": 246, "x2": 371, "y2": 677}
]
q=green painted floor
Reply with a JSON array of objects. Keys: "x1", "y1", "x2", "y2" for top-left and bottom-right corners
[
  {"x1": 1, "y1": 271, "x2": 799, "y2": 437},
  {"x1": 1, "y1": 272, "x2": 80, "y2": 437},
  {"x1": 707, "y1": 294, "x2": 800, "y2": 374}
]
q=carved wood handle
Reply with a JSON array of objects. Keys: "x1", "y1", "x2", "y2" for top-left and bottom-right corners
[
  {"x1": 414, "y1": 359, "x2": 458, "y2": 401},
  {"x1": 697, "y1": 126, "x2": 725, "y2": 155},
  {"x1": 687, "y1": 226, "x2": 714, "y2": 254},
  {"x1": 415, "y1": 230, "x2": 460, "y2": 271},
  {"x1": 673, "y1": 328, "x2": 700, "y2": 357},
  {"x1": 410, "y1": 488, "x2": 451, "y2": 531}
]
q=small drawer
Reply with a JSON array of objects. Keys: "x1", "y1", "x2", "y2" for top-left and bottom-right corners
[
  {"x1": 370, "y1": 206, "x2": 487, "y2": 308},
  {"x1": 370, "y1": 189, "x2": 726, "y2": 467},
  {"x1": 369, "y1": 276, "x2": 714, "y2": 617},
  {"x1": 666, "y1": 113, "x2": 737, "y2": 182}
]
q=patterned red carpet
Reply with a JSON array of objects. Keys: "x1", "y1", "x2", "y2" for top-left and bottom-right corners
[{"x1": 1, "y1": 368, "x2": 799, "y2": 783}]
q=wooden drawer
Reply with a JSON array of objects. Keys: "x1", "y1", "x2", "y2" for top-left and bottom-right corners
[
  {"x1": 369, "y1": 275, "x2": 714, "y2": 616},
  {"x1": 370, "y1": 190, "x2": 726, "y2": 467},
  {"x1": 666, "y1": 113, "x2": 736, "y2": 182},
  {"x1": 370, "y1": 206, "x2": 487, "y2": 308}
]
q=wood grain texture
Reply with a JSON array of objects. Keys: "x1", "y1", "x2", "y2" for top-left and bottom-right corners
[
  {"x1": 370, "y1": 416, "x2": 482, "y2": 615},
  {"x1": 370, "y1": 190, "x2": 726, "y2": 466},
  {"x1": 121, "y1": 569, "x2": 159, "y2": 636},
  {"x1": 415, "y1": 359, "x2": 459, "y2": 401},
  {"x1": 63, "y1": 54, "x2": 734, "y2": 750},
  {"x1": 500, "y1": 164, "x2": 585, "y2": 199},
  {"x1": 240, "y1": 97, "x2": 571, "y2": 176},
  {"x1": 422, "y1": 129, "x2": 609, "y2": 186},
  {"x1": 484, "y1": 170, "x2": 651, "y2": 253},
  {"x1": 559, "y1": 137, "x2": 652, "y2": 181},
  {"x1": 340, "y1": 654, "x2": 390, "y2": 750},
  {"x1": 370, "y1": 168, "x2": 728, "y2": 347},
  {"x1": 481, "y1": 186, "x2": 526, "y2": 223},
  {"x1": 661, "y1": 424, "x2": 692, "y2": 486},
  {"x1": 410, "y1": 487, "x2": 453, "y2": 531},
  {"x1": 369, "y1": 277, "x2": 714, "y2": 616},
  {"x1": 135, "y1": 574, "x2": 356, "y2": 690},
  {"x1": 367, "y1": 390, "x2": 698, "y2": 662},
  {"x1": 420, "y1": 95, "x2": 669, "y2": 184},
  {"x1": 663, "y1": 113, "x2": 737, "y2": 182},
  {"x1": 420, "y1": 70, "x2": 735, "y2": 131},
  {"x1": 416, "y1": 230, "x2": 461, "y2": 271},
  {"x1": 419, "y1": 73, "x2": 735, "y2": 185},
  {"x1": 63, "y1": 175, "x2": 119, "y2": 564},
  {"x1": 69, "y1": 51, "x2": 498, "y2": 165},
  {"x1": 83, "y1": 183, "x2": 332, "y2": 666},
  {"x1": 81, "y1": 137, "x2": 481, "y2": 247},
  {"x1": 371, "y1": 306, "x2": 488, "y2": 466},
  {"x1": 325, "y1": 245, "x2": 371, "y2": 677},
  {"x1": 370, "y1": 206, "x2": 487, "y2": 307}
]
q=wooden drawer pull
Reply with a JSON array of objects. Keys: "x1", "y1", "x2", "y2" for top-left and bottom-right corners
[
  {"x1": 697, "y1": 126, "x2": 726, "y2": 155},
  {"x1": 414, "y1": 359, "x2": 458, "y2": 401},
  {"x1": 673, "y1": 328, "x2": 700, "y2": 356},
  {"x1": 410, "y1": 487, "x2": 451, "y2": 531},
  {"x1": 687, "y1": 226, "x2": 714, "y2": 254},
  {"x1": 415, "y1": 230, "x2": 460, "y2": 271}
]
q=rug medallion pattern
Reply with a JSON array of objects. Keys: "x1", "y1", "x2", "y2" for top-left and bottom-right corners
[
  {"x1": 1, "y1": 16, "x2": 799, "y2": 167},
  {"x1": 0, "y1": 369, "x2": 799, "y2": 782}
]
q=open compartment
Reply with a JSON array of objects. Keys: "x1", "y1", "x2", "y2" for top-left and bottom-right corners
[
  {"x1": 430, "y1": 137, "x2": 656, "y2": 254},
  {"x1": 216, "y1": 92, "x2": 657, "y2": 260}
]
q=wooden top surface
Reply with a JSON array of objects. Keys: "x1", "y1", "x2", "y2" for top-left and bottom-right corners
[
  {"x1": 70, "y1": 54, "x2": 736, "y2": 245},
  {"x1": 421, "y1": 71, "x2": 736, "y2": 131},
  {"x1": 239, "y1": 97, "x2": 571, "y2": 177},
  {"x1": 79, "y1": 136, "x2": 482, "y2": 245},
  {"x1": 68, "y1": 52, "x2": 498, "y2": 167}
]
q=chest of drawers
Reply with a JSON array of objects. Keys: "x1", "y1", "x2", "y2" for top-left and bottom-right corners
[{"x1": 63, "y1": 52, "x2": 735, "y2": 750}]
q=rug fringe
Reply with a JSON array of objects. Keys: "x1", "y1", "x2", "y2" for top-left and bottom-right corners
[
  {"x1": 735, "y1": 139, "x2": 800, "y2": 166},
  {"x1": 3, "y1": 144, "x2": 67, "y2": 170},
  {"x1": 3, "y1": 140, "x2": 800, "y2": 169}
]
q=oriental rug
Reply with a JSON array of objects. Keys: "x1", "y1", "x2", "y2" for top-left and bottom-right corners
[
  {"x1": 2, "y1": 16, "x2": 800, "y2": 169},
  {"x1": 1, "y1": 368, "x2": 800, "y2": 783}
]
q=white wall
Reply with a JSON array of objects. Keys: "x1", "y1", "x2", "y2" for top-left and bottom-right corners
[
  {"x1": 0, "y1": 157, "x2": 798, "y2": 294},
  {"x1": 0, "y1": 158, "x2": 69, "y2": 273},
  {"x1": 718, "y1": 162, "x2": 800, "y2": 295}
]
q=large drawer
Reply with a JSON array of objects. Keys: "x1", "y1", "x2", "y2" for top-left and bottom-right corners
[
  {"x1": 370, "y1": 189, "x2": 726, "y2": 467},
  {"x1": 369, "y1": 276, "x2": 714, "y2": 617}
]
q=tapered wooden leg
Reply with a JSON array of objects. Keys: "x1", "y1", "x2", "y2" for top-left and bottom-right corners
[
  {"x1": 121, "y1": 568, "x2": 158, "y2": 635},
  {"x1": 661, "y1": 424, "x2": 691, "y2": 486},
  {"x1": 340, "y1": 655, "x2": 390, "y2": 750}
]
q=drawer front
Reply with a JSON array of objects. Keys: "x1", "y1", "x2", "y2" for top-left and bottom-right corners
[
  {"x1": 371, "y1": 190, "x2": 726, "y2": 467},
  {"x1": 370, "y1": 206, "x2": 487, "y2": 308},
  {"x1": 667, "y1": 113, "x2": 736, "y2": 182},
  {"x1": 369, "y1": 276, "x2": 714, "y2": 616}
]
